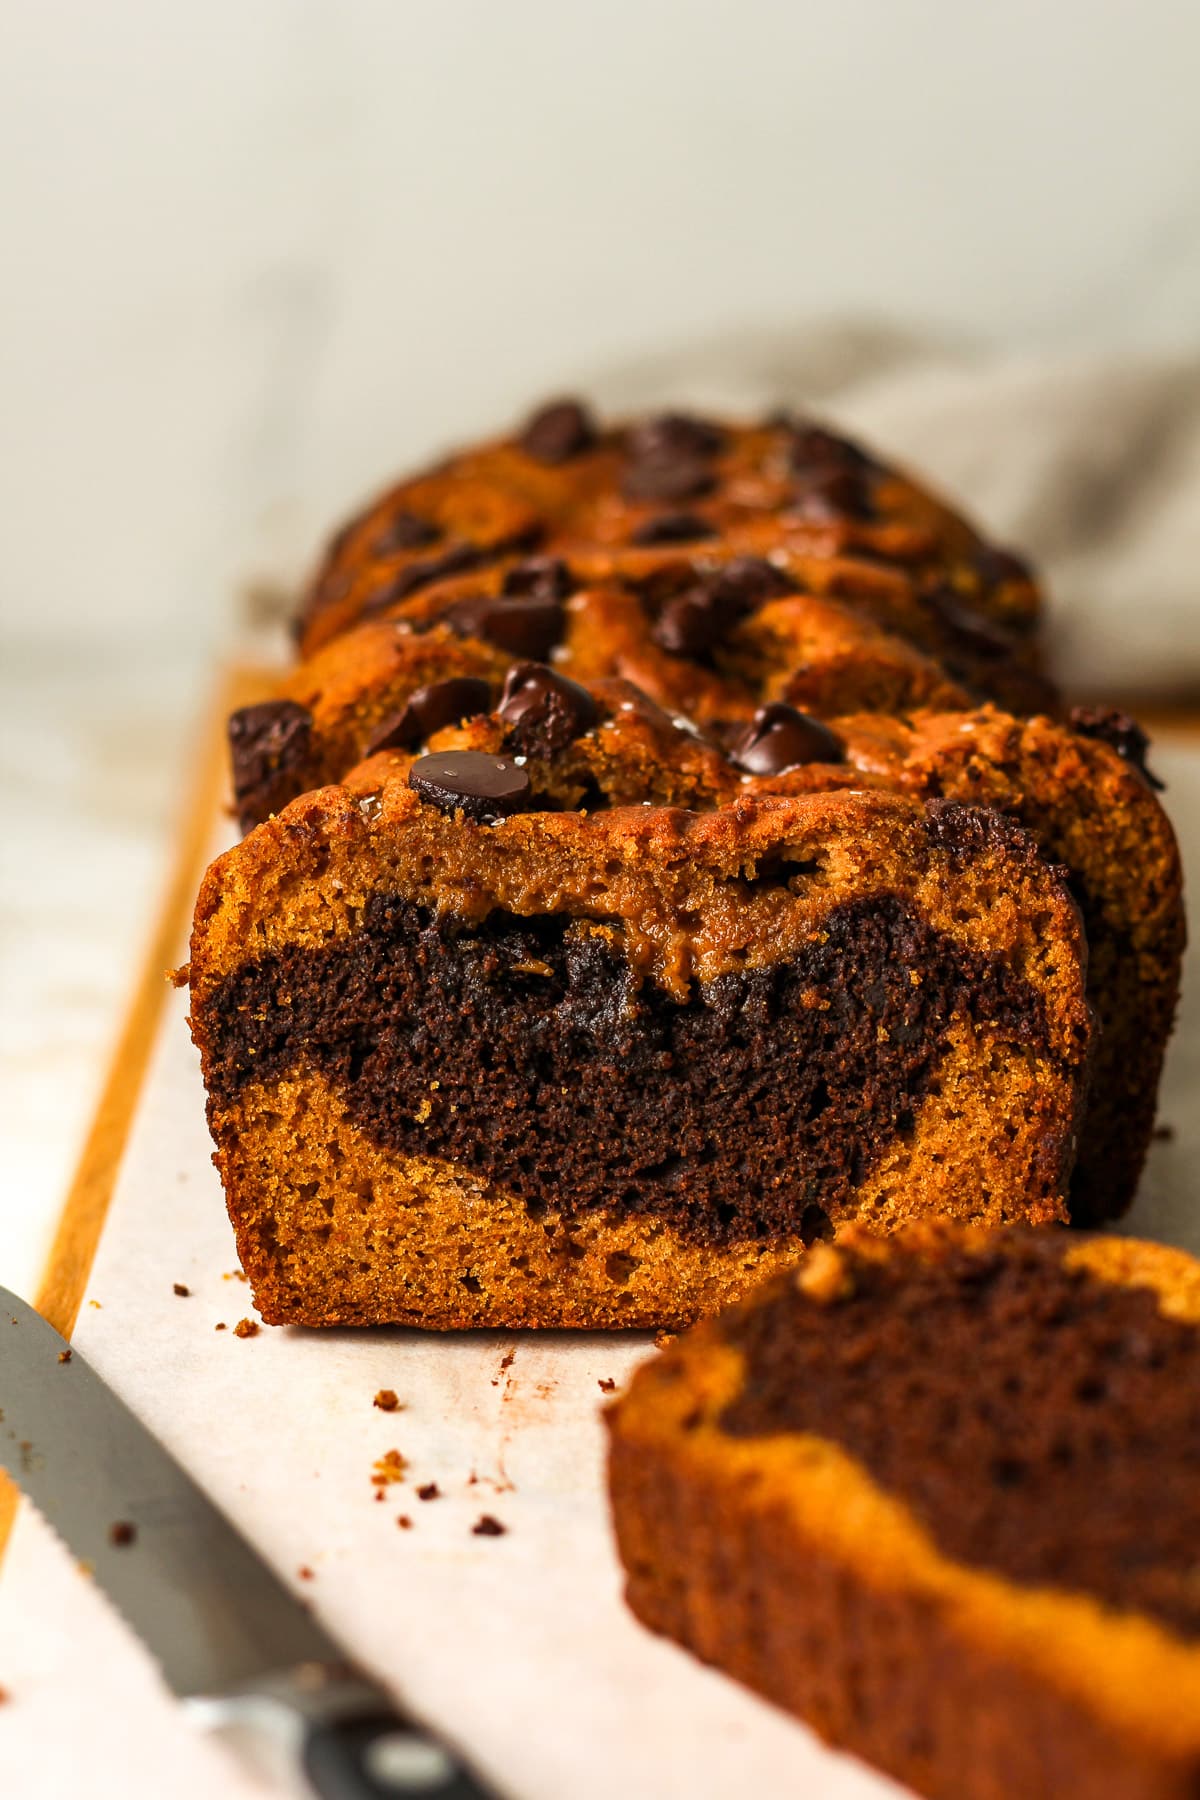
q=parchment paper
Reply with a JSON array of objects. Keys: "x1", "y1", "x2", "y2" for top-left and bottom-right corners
[{"x1": 11, "y1": 741, "x2": 1200, "y2": 1799}]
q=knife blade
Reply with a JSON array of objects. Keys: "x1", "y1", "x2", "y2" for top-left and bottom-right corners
[{"x1": 0, "y1": 1286, "x2": 496, "y2": 1799}]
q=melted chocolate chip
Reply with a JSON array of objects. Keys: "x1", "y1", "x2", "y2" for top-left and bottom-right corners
[
  {"x1": 649, "y1": 559, "x2": 791, "y2": 659},
  {"x1": 366, "y1": 677, "x2": 493, "y2": 755},
  {"x1": 519, "y1": 399, "x2": 597, "y2": 464},
  {"x1": 408, "y1": 750, "x2": 531, "y2": 822},
  {"x1": 501, "y1": 555, "x2": 573, "y2": 602},
  {"x1": 622, "y1": 455, "x2": 715, "y2": 505},
  {"x1": 651, "y1": 585, "x2": 726, "y2": 657},
  {"x1": 227, "y1": 700, "x2": 315, "y2": 833},
  {"x1": 1069, "y1": 706, "x2": 1165, "y2": 792},
  {"x1": 498, "y1": 663, "x2": 598, "y2": 758},
  {"x1": 372, "y1": 509, "x2": 441, "y2": 556},
  {"x1": 728, "y1": 703, "x2": 845, "y2": 775},
  {"x1": 627, "y1": 413, "x2": 726, "y2": 463},
  {"x1": 975, "y1": 544, "x2": 1034, "y2": 589},
  {"x1": 709, "y1": 556, "x2": 796, "y2": 608},
  {"x1": 923, "y1": 585, "x2": 1018, "y2": 661},
  {"x1": 362, "y1": 543, "x2": 487, "y2": 614},
  {"x1": 629, "y1": 512, "x2": 716, "y2": 546},
  {"x1": 784, "y1": 420, "x2": 877, "y2": 476},
  {"x1": 442, "y1": 592, "x2": 564, "y2": 659},
  {"x1": 791, "y1": 464, "x2": 875, "y2": 522},
  {"x1": 621, "y1": 413, "x2": 725, "y2": 506}
]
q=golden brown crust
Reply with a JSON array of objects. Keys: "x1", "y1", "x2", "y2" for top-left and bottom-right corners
[{"x1": 606, "y1": 1225, "x2": 1200, "y2": 1797}]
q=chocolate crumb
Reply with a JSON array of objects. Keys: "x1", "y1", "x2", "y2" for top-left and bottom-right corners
[
  {"x1": 173, "y1": 1283, "x2": 190, "y2": 1297},
  {"x1": 0, "y1": 1686, "x2": 9, "y2": 1704},
  {"x1": 233, "y1": 1318, "x2": 259, "y2": 1339},
  {"x1": 1153, "y1": 1123, "x2": 1176, "y2": 1142},
  {"x1": 298, "y1": 1565, "x2": 315, "y2": 1581},
  {"x1": 397, "y1": 1515, "x2": 414, "y2": 1530},
  {"x1": 108, "y1": 1521, "x2": 136, "y2": 1547},
  {"x1": 472, "y1": 1514, "x2": 507, "y2": 1537},
  {"x1": 57, "y1": 1349, "x2": 72, "y2": 1364},
  {"x1": 598, "y1": 1378, "x2": 617, "y2": 1393},
  {"x1": 373, "y1": 1388, "x2": 402, "y2": 1412},
  {"x1": 214, "y1": 1322, "x2": 227, "y2": 1331},
  {"x1": 417, "y1": 1482, "x2": 441, "y2": 1502},
  {"x1": 372, "y1": 1449, "x2": 409, "y2": 1486}
]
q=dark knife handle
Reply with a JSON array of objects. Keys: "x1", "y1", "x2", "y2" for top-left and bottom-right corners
[
  {"x1": 301, "y1": 1710, "x2": 495, "y2": 1799},
  {"x1": 194, "y1": 1667, "x2": 498, "y2": 1800}
]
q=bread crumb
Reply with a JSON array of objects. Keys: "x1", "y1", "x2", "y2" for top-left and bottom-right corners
[
  {"x1": 173, "y1": 1283, "x2": 190, "y2": 1297},
  {"x1": 0, "y1": 1685, "x2": 10, "y2": 1704},
  {"x1": 214, "y1": 1322, "x2": 227, "y2": 1331},
  {"x1": 1153, "y1": 1123, "x2": 1176, "y2": 1142},
  {"x1": 233, "y1": 1318, "x2": 259, "y2": 1339},
  {"x1": 88, "y1": 1300, "x2": 102, "y2": 1310},
  {"x1": 472, "y1": 1514, "x2": 507, "y2": 1537},
  {"x1": 416, "y1": 1482, "x2": 440, "y2": 1502},
  {"x1": 297, "y1": 1565, "x2": 315, "y2": 1581},
  {"x1": 372, "y1": 1449, "x2": 408, "y2": 1487},
  {"x1": 795, "y1": 1241, "x2": 854, "y2": 1305},
  {"x1": 598, "y1": 1377, "x2": 616, "y2": 1393},
  {"x1": 57, "y1": 1349, "x2": 72, "y2": 1364},
  {"x1": 373, "y1": 1389, "x2": 402, "y2": 1412},
  {"x1": 654, "y1": 1331, "x2": 676, "y2": 1350},
  {"x1": 108, "y1": 1521, "x2": 136, "y2": 1547},
  {"x1": 223, "y1": 1270, "x2": 249, "y2": 1282}
]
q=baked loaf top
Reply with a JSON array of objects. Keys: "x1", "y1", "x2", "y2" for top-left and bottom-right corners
[
  {"x1": 295, "y1": 403, "x2": 1045, "y2": 703},
  {"x1": 609, "y1": 1222, "x2": 1200, "y2": 1769}
]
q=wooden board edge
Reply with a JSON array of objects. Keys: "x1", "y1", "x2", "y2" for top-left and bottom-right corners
[{"x1": 0, "y1": 663, "x2": 276, "y2": 1565}]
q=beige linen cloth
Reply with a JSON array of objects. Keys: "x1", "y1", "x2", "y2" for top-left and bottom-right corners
[{"x1": 592, "y1": 323, "x2": 1200, "y2": 701}]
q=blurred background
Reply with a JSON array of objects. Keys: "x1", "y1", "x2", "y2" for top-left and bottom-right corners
[{"x1": 3, "y1": 0, "x2": 1200, "y2": 1282}]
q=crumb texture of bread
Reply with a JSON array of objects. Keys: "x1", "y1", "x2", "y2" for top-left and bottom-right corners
[
  {"x1": 607, "y1": 1224, "x2": 1200, "y2": 1799},
  {"x1": 190, "y1": 784, "x2": 1090, "y2": 1329}
]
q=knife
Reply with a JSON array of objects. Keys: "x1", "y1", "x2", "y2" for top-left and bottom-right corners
[{"x1": 0, "y1": 1287, "x2": 496, "y2": 1798}]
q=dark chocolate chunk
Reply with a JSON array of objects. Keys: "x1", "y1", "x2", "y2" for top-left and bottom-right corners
[
  {"x1": 227, "y1": 700, "x2": 315, "y2": 833},
  {"x1": 629, "y1": 512, "x2": 716, "y2": 546},
  {"x1": 975, "y1": 543, "x2": 1034, "y2": 589},
  {"x1": 372, "y1": 509, "x2": 441, "y2": 556},
  {"x1": 622, "y1": 455, "x2": 716, "y2": 506},
  {"x1": 366, "y1": 677, "x2": 493, "y2": 755},
  {"x1": 784, "y1": 419, "x2": 877, "y2": 476},
  {"x1": 519, "y1": 398, "x2": 597, "y2": 465},
  {"x1": 442, "y1": 591, "x2": 564, "y2": 659},
  {"x1": 648, "y1": 557, "x2": 791, "y2": 658},
  {"x1": 924, "y1": 801, "x2": 1050, "y2": 873},
  {"x1": 651, "y1": 584, "x2": 727, "y2": 657},
  {"x1": 626, "y1": 413, "x2": 725, "y2": 463},
  {"x1": 472, "y1": 1514, "x2": 507, "y2": 1537},
  {"x1": 498, "y1": 663, "x2": 598, "y2": 758},
  {"x1": 408, "y1": 750, "x2": 531, "y2": 823},
  {"x1": 708, "y1": 556, "x2": 796, "y2": 609},
  {"x1": 791, "y1": 464, "x2": 875, "y2": 522},
  {"x1": 501, "y1": 555, "x2": 573, "y2": 603},
  {"x1": 621, "y1": 413, "x2": 725, "y2": 506},
  {"x1": 1069, "y1": 705, "x2": 1165, "y2": 792},
  {"x1": 922, "y1": 585, "x2": 1018, "y2": 661},
  {"x1": 361, "y1": 542, "x2": 487, "y2": 615},
  {"x1": 727, "y1": 703, "x2": 845, "y2": 775},
  {"x1": 108, "y1": 1521, "x2": 136, "y2": 1547}
]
